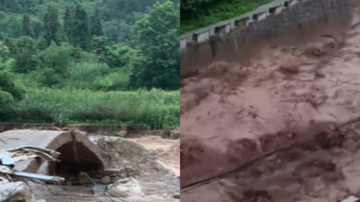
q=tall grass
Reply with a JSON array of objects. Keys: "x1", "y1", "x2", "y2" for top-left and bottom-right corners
[
  {"x1": 0, "y1": 88, "x2": 180, "y2": 129},
  {"x1": 64, "y1": 62, "x2": 110, "y2": 89},
  {"x1": 180, "y1": 0, "x2": 270, "y2": 34}
]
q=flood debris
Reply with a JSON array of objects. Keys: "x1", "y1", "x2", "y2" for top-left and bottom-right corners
[
  {"x1": 0, "y1": 130, "x2": 179, "y2": 202},
  {"x1": 0, "y1": 152, "x2": 14, "y2": 166},
  {"x1": 0, "y1": 146, "x2": 64, "y2": 202},
  {"x1": 13, "y1": 172, "x2": 65, "y2": 183},
  {"x1": 0, "y1": 146, "x2": 65, "y2": 183},
  {"x1": 6, "y1": 146, "x2": 60, "y2": 162}
]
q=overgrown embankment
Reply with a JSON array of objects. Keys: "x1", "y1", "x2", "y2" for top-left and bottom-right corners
[
  {"x1": 0, "y1": 88, "x2": 179, "y2": 129},
  {"x1": 180, "y1": 0, "x2": 270, "y2": 33}
]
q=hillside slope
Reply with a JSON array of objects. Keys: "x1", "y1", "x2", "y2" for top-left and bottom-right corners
[{"x1": 0, "y1": 0, "x2": 178, "y2": 42}]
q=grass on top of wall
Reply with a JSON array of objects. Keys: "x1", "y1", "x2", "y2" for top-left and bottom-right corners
[{"x1": 180, "y1": 0, "x2": 270, "y2": 34}]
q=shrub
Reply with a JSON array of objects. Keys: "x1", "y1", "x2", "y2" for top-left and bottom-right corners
[{"x1": 62, "y1": 61, "x2": 110, "y2": 89}]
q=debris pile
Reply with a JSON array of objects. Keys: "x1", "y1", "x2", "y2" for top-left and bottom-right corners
[
  {"x1": 91, "y1": 136, "x2": 180, "y2": 199},
  {"x1": 0, "y1": 146, "x2": 66, "y2": 202},
  {"x1": 0, "y1": 130, "x2": 180, "y2": 202},
  {"x1": 0, "y1": 146, "x2": 65, "y2": 183}
]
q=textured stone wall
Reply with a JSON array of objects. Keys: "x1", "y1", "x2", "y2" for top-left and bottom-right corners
[{"x1": 180, "y1": 0, "x2": 352, "y2": 78}]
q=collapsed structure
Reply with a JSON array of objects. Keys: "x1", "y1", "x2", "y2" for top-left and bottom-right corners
[
  {"x1": 0, "y1": 130, "x2": 107, "y2": 175},
  {"x1": 0, "y1": 130, "x2": 108, "y2": 201},
  {"x1": 0, "y1": 129, "x2": 180, "y2": 202}
]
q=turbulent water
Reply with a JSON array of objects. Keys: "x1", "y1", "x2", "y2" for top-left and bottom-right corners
[{"x1": 181, "y1": 4, "x2": 360, "y2": 202}]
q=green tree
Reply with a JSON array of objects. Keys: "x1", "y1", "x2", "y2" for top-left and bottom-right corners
[
  {"x1": 131, "y1": 1, "x2": 180, "y2": 90},
  {"x1": 73, "y1": 5, "x2": 91, "y2": 50},
  {"x1": 22, "y1": 14, "x2": 34, "y2": 38},
  {"x1": 36, "y1": 37, "x2": 47, "y2": 51},
  {"x1": 64, "y1": 6, "x2": 74, "y2": 44},
  {"x1": 37, "y1": 67, "x2": 61, "y2": 87},
  {"x1": 90, "y1": 9, "x2": 103, "y2": 37},
  {"x1": 102, "y1": 44, "x2": 137, "y2": 69},
  {"x1": 91, "y1": 36, "x2": 107, "y2": 55},
  {"x1": 43, "y1": 6, "x2": 60, "y2": 46},
  {"x1": 14, "y1": 36, "x2": 37, "y2": 73},
  {"x1": 37, "y1": 42, "x2": 74, "y2": 75}
]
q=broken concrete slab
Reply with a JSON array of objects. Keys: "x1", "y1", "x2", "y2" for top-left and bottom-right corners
[
  {"x1": 0, "y1": 181, "x2": 35, "y2": 202},
  {"x1": 1, "y1": 146, "x2": 60, "y2": 167},
  {"x1": 7, "y1": 146, "x2": 60, "y2": 163},
  {"x1": 0, "y1": 130, "x2": 108, "y2": 173}
]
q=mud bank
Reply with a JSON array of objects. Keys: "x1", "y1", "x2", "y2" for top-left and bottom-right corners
[{"x1": 180, "y1": 2, "x2": 360, "y2": 196}]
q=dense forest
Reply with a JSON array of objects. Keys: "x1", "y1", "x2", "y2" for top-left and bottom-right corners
[
  {"x1": 180, "y1": 0, "x2": 269, "y2": 33},
  {"x1": 0, "y1": 0, "x2": 180, "y2": 129}
]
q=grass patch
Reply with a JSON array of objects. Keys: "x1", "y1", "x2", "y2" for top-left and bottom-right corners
[
  {"x1": 0, "y1": 88, "x2": 180, "y2": 129},
  {"x1": 180, "y1": 0, "x2": 270, "y2": 34}
]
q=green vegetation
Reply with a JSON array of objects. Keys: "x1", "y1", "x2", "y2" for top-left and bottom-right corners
[
  {"x1": 180, "y1": 0, "x2": 270, "y2": 34},
  {"x1": 0, "y1": 0, "x2": 180, "y2": 129},
  {"x1": 0, "y1": 89, "x2": 179, "y2": 129}
]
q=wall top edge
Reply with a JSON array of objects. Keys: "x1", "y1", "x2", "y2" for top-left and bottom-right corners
[{"x1": 180, "y1": 0, "x2": 294, "y2": 39}]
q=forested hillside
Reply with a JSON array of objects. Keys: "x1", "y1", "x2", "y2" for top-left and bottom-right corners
[{"x1": 0, "y1": 0, "x2": 180, "y2": 129}]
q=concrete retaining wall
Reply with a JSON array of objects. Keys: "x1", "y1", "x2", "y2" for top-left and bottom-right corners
[{"x1": 180, "y1": 0, "x2": 352, "y2": 78}]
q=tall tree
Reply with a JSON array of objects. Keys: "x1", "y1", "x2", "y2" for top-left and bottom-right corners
[
  {"x1": 43, "y1": 6, "x2": 60, "y2": 46},
  {"x1": 22, "y1": 15, "x2": 34, "y2": 38},
  {"x1": 90, "y1": 9, "x2": 103, "y2": 37},
  {"x1": 63, "y1": 6, "x2": 74, "y2": 44},
  {"x1": 130, "y1": 1, "x2": 180, "y2": 90},
  {"x1": 73, "y1": 5, "x2": 90, "y2": 50},
  {"x1": 14, "y1": 36, "x2": 38, "y2": 73}
]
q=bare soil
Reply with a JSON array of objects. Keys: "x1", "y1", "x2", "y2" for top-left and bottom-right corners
[
  {"x1": 130, "y1": 136, "x2": 180, "y2": 177},
  {"x1": 181, "y1": 4, "x2": 360, "y2": 202}
]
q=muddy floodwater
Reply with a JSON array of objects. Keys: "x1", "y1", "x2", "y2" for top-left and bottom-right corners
[{"x1": 181, "y1": 4, "x2": 360, "y2": 202}]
